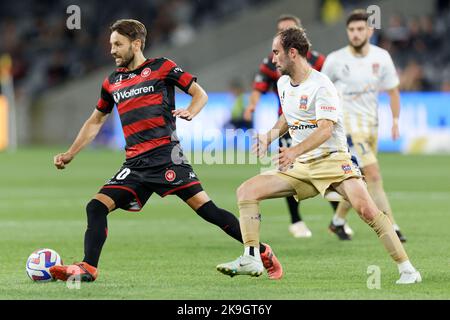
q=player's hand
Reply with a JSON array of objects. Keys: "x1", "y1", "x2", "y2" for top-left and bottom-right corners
[
  {"x1": 392, "y1": 122, "x2": 400, "y2": 140},
  {"x1": 273, "y1": 146, "x2": 297, "y2": 172},
  {"x1": 252, "y1": 133, "x2": 269, "y2": 158},
  {"x1": 53, "y1": 152, "x2": 74, "y2": 170},
  {"x1": 172, "y1": 109, "x2": 193, "y2": 121},
  {"x1": 243, "y1": 107, "x2": 253, "y2": 122}
]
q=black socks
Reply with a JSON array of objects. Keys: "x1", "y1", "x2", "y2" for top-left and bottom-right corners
[{"x1": 83, "y1": 199, "x2": 109, "y2": 268}]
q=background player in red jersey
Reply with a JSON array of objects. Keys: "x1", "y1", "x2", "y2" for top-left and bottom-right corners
[
  {"x1": 50, "y1": 19, "x2": 282, "y2": 282},
  {"x1": 243, "y1": 15, "x2": 341, "y2": 239}
]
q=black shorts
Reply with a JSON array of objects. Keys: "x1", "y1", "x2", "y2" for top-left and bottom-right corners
[
  {"x1": 99, "y1": 155, "x2": 203, "y2": 212},
  {"x1": 279, "y1": 132, "x2": 293, "y2": 149}
]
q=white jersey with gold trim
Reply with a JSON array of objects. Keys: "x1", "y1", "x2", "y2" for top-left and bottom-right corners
[
  {"x1": 321, "y1": 44, "x2": 399, "y2": 135},
  {"x1": 277, "y1": 69, "x2": 348, "y2": 163}
]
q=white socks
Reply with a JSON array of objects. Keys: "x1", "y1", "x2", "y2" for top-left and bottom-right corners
[
  {"x1": 244, "y1": 246, "x2": 261, "y2": 260},
  {"x1": 332, "y1": 214, "x2": 346, "y2": 226},
  {"x1": 397, "y1": 260, "x2": 416, "y2": 274}
]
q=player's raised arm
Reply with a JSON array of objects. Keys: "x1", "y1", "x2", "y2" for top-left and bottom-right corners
[
  {"x1": 172, "y1": 82, "x2": 208, "y2": 121},
  {"x1": 53, "y1": 109, "x2": 109, "y2": 169}
]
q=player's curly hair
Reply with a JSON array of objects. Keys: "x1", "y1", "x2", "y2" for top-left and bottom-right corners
[
  {"x1": 110, "y1": 19, "x2": 147, "y2": 51},
  {"x1": 277, "y1": 27, "x2": 311, "y2": 58}
]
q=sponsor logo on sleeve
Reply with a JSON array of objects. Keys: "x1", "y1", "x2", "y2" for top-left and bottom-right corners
[{"x1": 320, "y1": 106, "x2": 336, "y2": 112}]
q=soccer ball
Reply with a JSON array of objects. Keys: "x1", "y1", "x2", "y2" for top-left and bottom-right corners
[{"x1": 26, "y1": 248, "x2": 63, "y2": 282}]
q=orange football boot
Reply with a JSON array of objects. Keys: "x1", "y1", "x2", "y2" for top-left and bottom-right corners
[
  {"x1": 260, "y1": 243, "x2": 283, "y2": 280},
  {"x1": 50, "y1": 262, "x2": 98, "y2": 282}
]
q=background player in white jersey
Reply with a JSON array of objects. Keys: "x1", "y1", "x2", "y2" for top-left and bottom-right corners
[
  {"x1": 321, "y1": 9, "x2": 406, "y2": 242},
  {"x1": 216, "y1": 27, "x2": 421, "y2": 284}
]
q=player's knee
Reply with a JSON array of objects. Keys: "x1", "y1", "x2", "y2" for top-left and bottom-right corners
[
  {"x1": 363, "y1": 166, "x2": 382, "y2": 183},
  {"x1": 86, "y1": 199, "x2": 109, "y2": 225},
  {"x1": 355, "y1": 201, "x2": 378, "y2": 221},
  {"x1": 236, "y1": 181, "x2": 258, "y2": 201},
  {"x1": 365, "y1": 174, "x2": 382, "y2": 184}
]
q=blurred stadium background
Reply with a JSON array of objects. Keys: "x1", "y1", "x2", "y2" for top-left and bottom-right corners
[
  {"x1": 1, "y1": 0, "x2": 450, "y2": 300},
  {"x1": 0, "y1": 0, "x2": 449, "y2": 153}
]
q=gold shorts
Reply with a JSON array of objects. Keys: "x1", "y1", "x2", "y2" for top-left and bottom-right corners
[
  {"x1": 263, "y1": 152, "x2": 363, "y2": 201},
  {"x1": 347, "y1": 133, "x2": 378, "y2": 168}
]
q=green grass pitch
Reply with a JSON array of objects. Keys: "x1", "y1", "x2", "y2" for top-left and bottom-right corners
[{"x1": 1, "y1": 148, "x2": 449, "y2": 299}]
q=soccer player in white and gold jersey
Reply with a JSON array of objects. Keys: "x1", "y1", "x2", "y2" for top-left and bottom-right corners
[
  {"x1": 321, "y1": 9, "x2": 406, "y2": 242},
  {"x1": 216, "y1": 27, "x2": 420, "y2": 284}
]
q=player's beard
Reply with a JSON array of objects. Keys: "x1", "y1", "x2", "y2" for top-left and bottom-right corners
[
  {"x1": 350, "y1": 37, "x2": 368, "y2": 53},
  {"x1": 114, "y1": 46, "x2": 135, "y2": 68},
  {"x1": 280, "y1": 60, "x2": 295, "y2": 77}
]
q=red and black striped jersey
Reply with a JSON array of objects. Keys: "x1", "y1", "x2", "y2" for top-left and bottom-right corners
[
  {"x1": 252, "y1": 50, "x2": 326, "y2": 115},
  {"x1": 96, "y1": 57, "x2": 196, "y2": 161}
]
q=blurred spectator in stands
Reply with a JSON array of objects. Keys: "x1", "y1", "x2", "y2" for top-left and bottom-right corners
[
  {"x1": 47, "y1": 50, "x2": 70, "y2": 87},
  {"x1": 226, "y1": 78, "x2": 252, "y2": 131},
  {"x1": 418, "y1": 15, "x2": 441, "y2": 52},
  {"x1": 385, "y1": 14, "x2": 409, "y2": 44},
  {"x1": 0, "y1": 0, "x2": 273, "y2": 97},
  {"x1": 170, "y1": 0, "x2": 195, "y2": 46},
  {"x1": 320, "y1": 0, "x2": 344, "y2": 25},
  {"x1": 399, "y1": 59, "x2": 433, "y2": 91},
  {"x1": 441, "y1": 67, "x2": 450, "y2": 92}
]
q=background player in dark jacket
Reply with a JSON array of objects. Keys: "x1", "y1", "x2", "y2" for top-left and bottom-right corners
[
  {"x1": 243, "y1": 15, "x2": 339, "y2": 239},
  {"x1": 50, "y1": 19, "x2": 283, "y2": 282}
]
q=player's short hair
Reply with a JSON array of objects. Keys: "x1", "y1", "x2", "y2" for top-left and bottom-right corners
[
  {"x1": 346, "y1": 9, "x2": 369, "y2": 26},
  {"x1": 277, "y1": 27, "x2": 310, "y2": 58},
  {"x1": 110, "y1": 19, "x2": 147, "y2": 50},
  {"x1": 277, "y1": 14, "x2": 302, "y2": 27}
]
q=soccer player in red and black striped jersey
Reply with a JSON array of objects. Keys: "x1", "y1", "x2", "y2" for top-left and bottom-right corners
[
  {"x1": 243, "y1": 15, "x2": 339, "y2": 239},
  {"x1": 50, "y1": 19, "x2": 283, "y2": 282}
]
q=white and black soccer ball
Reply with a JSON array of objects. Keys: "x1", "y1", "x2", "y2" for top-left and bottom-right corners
[{"x1": 26, "y1": 248, "x2": 63, "y2": 282}]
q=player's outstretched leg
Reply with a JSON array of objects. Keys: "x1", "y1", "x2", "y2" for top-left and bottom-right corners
[
  {"x1": 50, "y1": 198, "x2": 110, "y2": 282},
  {"x1": 366, "y1": 179, "x2": 406, "y2": 242},
  {"x1": 336, "y1": 178, "x2": 420, "y2": 284},
  {"x1": 216, "y1": 199, "x2": 264, "y2": 278},
  {"x1": 216, "y1": 175, "x2": 294, "y2": 280},
  {"x1": 182, "y1": 190, "x2": 283, "y2": 279},
  {"x1": 287, "y1": 197, "x2": 312, "y2": 238}
]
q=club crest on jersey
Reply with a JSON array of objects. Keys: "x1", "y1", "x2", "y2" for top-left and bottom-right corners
[
  {"x1": 165, "y1": 170, "x2": 176, "y2": 182},
  {"x1": 372, "y1": 63, "x2": 380, "y2": 76},
  {"x1": 341, "y1": 164, "x2": 353, "y2": 174},
  {"x1": 141, "y1": 67, "x2": 152, "y2": 78},
  {"x1": 299, "y1": 95, "x2": 308, "y2": 110}
]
